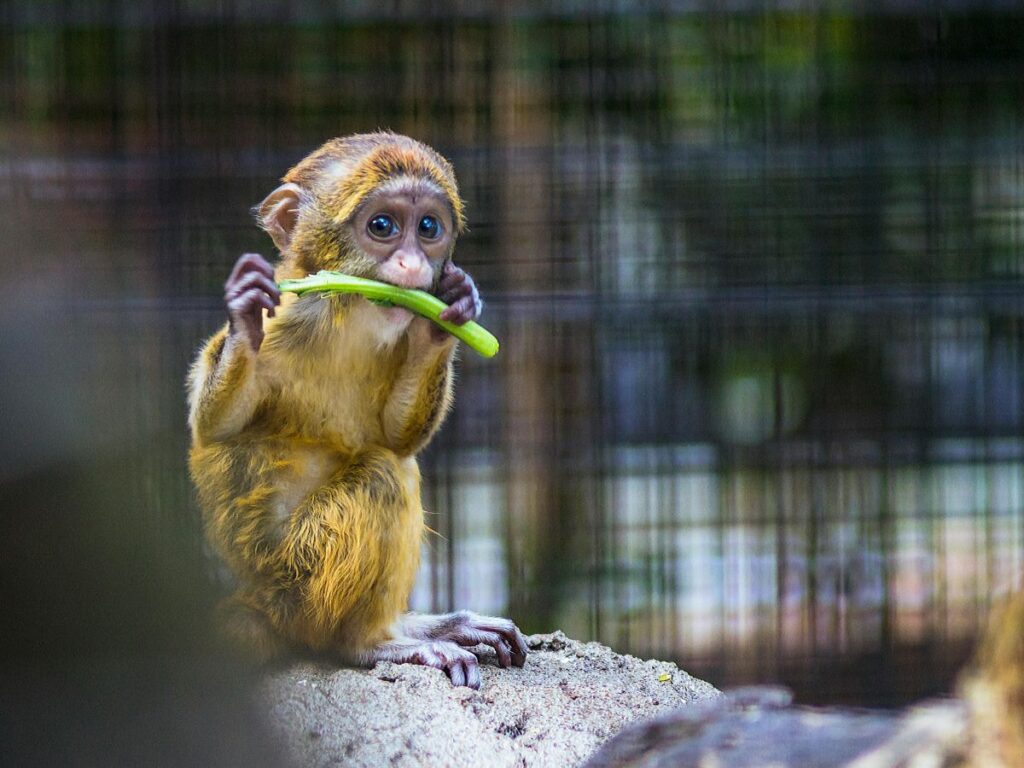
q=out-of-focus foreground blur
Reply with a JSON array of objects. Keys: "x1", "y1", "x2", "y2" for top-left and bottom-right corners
[{"x1": 3, "y1": 2, "x2": 1024, "y2": 758}]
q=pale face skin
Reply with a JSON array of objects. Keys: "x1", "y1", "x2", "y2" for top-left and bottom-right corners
[
  {"x1": 349, "y1": 187, "x2": 460, "y2": 338},
  {"x1": 351, "y1": 187, "x2": 455, "y2": 291}
]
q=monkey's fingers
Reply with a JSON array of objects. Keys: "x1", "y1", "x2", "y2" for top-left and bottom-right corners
[
  {"x1": 448, "y1": 656, "x2": 481, "y2": 689},
  {"x1": 227, "y1": 280, "x2": 280, "y2": 321},
  {"x1": 226, "y1": 289, "x2": 274, "y2": 351},
  {"x1": 437, "y1": 272, "x2": 473, "y2": 301},
  {"x1": 508, "y1": 632, "x2": 528, "y2": 668},
  {"x1": 229, "y1": 288, "x2": 277, "y2": 318},
  {"x1": 437, "y1": 271, "x2": 477, "y2": 304},
  {"x1": 226, "y1": 252, "x2": 275, "y2": 287},
  {"x1": 448, "y1": 661, "x2": 466, "y2": 687},
  {"x1": 440, "y1": 260, "x2": 464, "y2": 279},
  {"x1": 486, "y1": 622, "x2": 528, "y2": 668},
  {"x1": 407, "y1": 647, "x2": 442, "y2": 669},
  {"x1": 227, "y1": 271, "x2": 281, "y2": 306},
  {"x1": 462, "y1": 617, "x2": 528, "y2": 668},
  {"x1": 436, "y1": 278, "x2": 471, "y2": 304},
  {"x1": 455, "y1": 630, "x2": 513, "y2": 668},
  {"x1": 435, "y1": 645, "x2": 481, "y2": 689},
  {"x1": 437, "y1": 264, "x2": 467, "y2": 293},
  {"x1": 438, "y1": 293, "x2": 481, "y2": 325},
  {"x1": 464, "y1": 658, "x2": 482, "y2": 689}
]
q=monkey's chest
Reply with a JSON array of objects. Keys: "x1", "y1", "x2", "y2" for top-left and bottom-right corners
[{"x1": 274, "y1": 367, "x2": 389, "y2": 451}]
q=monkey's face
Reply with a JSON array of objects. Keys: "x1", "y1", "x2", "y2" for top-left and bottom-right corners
[
  {"x1": 258, "y1": 135, "x2": 464, "y2": 343},
  {"x1": 314, "y1": 178, "x2": 454, "y2": 338},
  {"x1": 348, "y1": 180, "x2": 455, "y2": 292}
]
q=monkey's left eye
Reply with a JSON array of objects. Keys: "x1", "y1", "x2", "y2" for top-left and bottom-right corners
[
  {"x1": 367, "y1": 214, "x2": 398, "y2": 238},
  {"x1": 417, "y1": 215, "x2": 442, "y2": 240}
]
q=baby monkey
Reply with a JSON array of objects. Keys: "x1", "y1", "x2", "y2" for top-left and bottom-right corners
[{"x1": 187, "y1": 132, "x2": 527, "y2": 688}]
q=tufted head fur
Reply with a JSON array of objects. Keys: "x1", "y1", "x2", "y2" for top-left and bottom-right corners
[{"x1": 284, "y1": 132, "x2": 466, "y2": 234}]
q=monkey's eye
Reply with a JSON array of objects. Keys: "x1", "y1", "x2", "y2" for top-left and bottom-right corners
[
  {"x1": 367, "y1": 214, "x2": 398, "y2": 239},
  {"x1": 417, "y1": 215, "x2": 442, "y2": 240}
]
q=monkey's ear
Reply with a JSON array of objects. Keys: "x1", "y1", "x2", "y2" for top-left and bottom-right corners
[{"x1": 257, "y1": 183, "x2": 304, "y2": 252}]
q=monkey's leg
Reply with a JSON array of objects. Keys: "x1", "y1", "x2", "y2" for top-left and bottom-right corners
[
  {"x1": 288, "y1": 454, "x2": 501, "y2": 689},
  {"x1": 399, "y1": 610, "x2": 529, "y2": 669},
  {"x1": 199, "y1": 445, "x2": 422, "y2": 660},
  {"x1": 206, "y1": 448, "x2": 505, "y2": 688},
  {"x1": 259, "y1": 448, "x2": 425, "y2": 653}
]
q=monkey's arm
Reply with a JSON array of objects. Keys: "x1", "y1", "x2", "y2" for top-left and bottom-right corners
[
  {"x1": 188, "y1": 253, "x2": 280, "y2": 445},
  {"x1": 380, "y1": 328, "x2": 456, "y2": 456},
  {"x1": 187, "y1": 326, "x2": 265, "y2": 444},
  {"x1": 379, "y1": 262, "x2": 484, "y2": 454}
]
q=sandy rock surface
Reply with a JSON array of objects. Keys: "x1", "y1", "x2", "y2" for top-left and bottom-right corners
[{"x1": 261, "y1": 631, "x2": 720, "y2": 768}]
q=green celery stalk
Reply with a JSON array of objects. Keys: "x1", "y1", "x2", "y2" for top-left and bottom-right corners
[{"x1": 278, "y1": 270, "x2": 500, "y2": 359}]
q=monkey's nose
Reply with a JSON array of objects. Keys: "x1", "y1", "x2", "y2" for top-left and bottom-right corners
[{"x1": 386, "y1": 252, "x2": 432, "y2": 290}]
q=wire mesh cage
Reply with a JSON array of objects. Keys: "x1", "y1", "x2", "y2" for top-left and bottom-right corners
[{"x1": 3, "y1": 2, "x2": 1024, "y2": 706}]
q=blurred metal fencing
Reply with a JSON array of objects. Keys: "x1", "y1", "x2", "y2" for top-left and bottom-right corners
[{"x1": 4, "y1": 2, "x2": 1024, "y2": 705}]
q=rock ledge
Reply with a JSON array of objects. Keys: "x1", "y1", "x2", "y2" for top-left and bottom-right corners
[{"x1": 261, "y1": 631, "x2": 720, "y2": 768}]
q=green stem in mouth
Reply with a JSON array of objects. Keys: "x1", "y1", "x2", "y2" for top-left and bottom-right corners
[{"x1": 277, "y1": 270, "x2": 500, "y2": 359}]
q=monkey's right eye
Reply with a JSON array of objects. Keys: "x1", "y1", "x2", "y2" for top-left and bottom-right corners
[{"x1": 367, "y1": 214, "x2": 398, "y2": 239}]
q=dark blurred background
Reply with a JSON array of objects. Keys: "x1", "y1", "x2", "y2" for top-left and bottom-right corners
[{"x1": 3, "y1": 2, "x2": 1024, "y2": 757}]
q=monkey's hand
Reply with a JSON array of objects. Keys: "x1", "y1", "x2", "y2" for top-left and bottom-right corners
[
  {"x1": 224, "y1": 253, "x2": 281, "y2": 353},
  {"x1": 437, "y1": 262, "x2": 482, "y2": 324},
  {"x1": 418, "y1": 261, "x2": 482, "y2": 344}
]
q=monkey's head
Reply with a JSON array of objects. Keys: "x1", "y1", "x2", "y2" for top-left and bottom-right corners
[{"x1": 255, "y1": 132, "x2": 466, "y2": 293}]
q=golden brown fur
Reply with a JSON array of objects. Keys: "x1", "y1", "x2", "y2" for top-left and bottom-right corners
[
  {"x1": 960, "y1": 588, "x2": 1024, "y2": 766},
  {"x1": 187, "y1": 133, "x2": 458, "y2": 661}
]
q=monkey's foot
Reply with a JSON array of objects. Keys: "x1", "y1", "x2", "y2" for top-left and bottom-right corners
[
  {"x1": 412, "y1": 610, "x2": 529, "y2": 669},
  {"x1": 373, "y1": 640, "x2": 483, "y2": 689}
]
